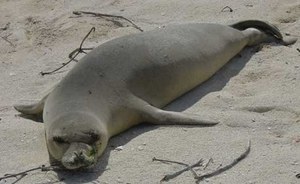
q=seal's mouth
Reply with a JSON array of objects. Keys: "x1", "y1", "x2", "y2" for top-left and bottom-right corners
[{"x1": 61, "y1": 142, "x2": 97, "y2": 170}]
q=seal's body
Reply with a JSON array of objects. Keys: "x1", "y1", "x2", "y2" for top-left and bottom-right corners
[{"x1": 15, "y1": 20, "x2": 296, "y2": 169}]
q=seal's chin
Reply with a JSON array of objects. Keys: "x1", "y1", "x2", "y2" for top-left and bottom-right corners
[{"x1": 61, "y1": 142, "x2": 96, "y2": 170}]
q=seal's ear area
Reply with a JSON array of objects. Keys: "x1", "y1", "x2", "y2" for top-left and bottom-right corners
[
  {"x1": 53, "y1": 136, "x2": 69, "y2": 144},
  {"x1": 133, "y1": 97, "x2": 219, "y2": 126},
  {"x1": 87, "y1": 131, "x2": 101, "y2": 143}
]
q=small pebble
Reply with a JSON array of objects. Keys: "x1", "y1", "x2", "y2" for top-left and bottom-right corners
[
  {"x1": 137, "y1": 146, "x2": 144, "y2": 151},
  {"x1": 267, "y1": 127, "x2": 271, "y2": 130},
  {"x1": 117, "y1": 178, "x2": 123, "y2": 183},
  {"x1": 115, "y1": 146, "x2": 124, "y2": 151}
]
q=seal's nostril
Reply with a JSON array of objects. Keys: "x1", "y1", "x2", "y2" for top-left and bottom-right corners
[{"x1": 73, "y1": 151, "x2": 85, "y2": 163}]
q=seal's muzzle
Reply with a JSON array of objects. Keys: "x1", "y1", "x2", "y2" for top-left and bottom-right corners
[{"x1": 61, "y1": 142, "x2": 96, "y2": 169}]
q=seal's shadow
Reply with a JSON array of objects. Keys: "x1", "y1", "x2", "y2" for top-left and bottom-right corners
[
  {"x1": 165, "y1": 47, "x2": 259, "y2": 111},
  {"x1": 50, "y1": 46, "x2": 260, "y2": 183}
]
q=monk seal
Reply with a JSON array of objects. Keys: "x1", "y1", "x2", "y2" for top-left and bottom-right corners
[{"x1": 14, "y1": 20, "x2": 296, "y2": 170}]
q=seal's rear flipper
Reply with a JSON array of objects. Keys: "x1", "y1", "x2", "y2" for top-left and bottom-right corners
[
  {"x1": 279, "y1": 36, "x2": 298, "y2": 46},
  {"x1": 230, "y1": 20, "x2": 283, "y2": 40},
  {"x1": 133, "y1": 98, "x2": 219, "y2": 126},
  {"x1": 230, "y1": 20, "x2": 297, "y2": 46},
  {"x1": 14, "y1": 94, "x2": 48, "y2": 116}
]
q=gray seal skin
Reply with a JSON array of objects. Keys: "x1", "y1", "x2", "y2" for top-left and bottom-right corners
[{"x1": 14, "y1": 20, "x2": 297, "y2": 170}]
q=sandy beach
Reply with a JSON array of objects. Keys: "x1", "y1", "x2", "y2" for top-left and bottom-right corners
[{"x1": 0, "y1": 0, "x2": 299, "y2": 183}]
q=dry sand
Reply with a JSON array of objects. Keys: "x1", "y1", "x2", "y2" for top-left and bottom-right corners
[{"x1": 0, "y1": 0, "x2": 299, "y2": 183}]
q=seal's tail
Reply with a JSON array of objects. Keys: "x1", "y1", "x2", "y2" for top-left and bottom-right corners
[{"x1": 230, "y1": 20, "x2": 297, "y2": 45}]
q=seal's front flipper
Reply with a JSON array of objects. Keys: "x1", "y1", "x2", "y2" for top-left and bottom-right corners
[
  {"x1": 14, "y1": 94, "x2": 48, "y2": 116},
  {"x1": 144, "y1": 109, "x2": 219, "y2": 126},
  {"x1": 135, "y1": 99, "x2": 219, "y2": 126}
]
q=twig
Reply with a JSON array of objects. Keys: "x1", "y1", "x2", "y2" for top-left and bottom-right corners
[
  {"x1": 203, "y1": 158, "x2": 213, "y2": 170},
  {"x1": 40, "y1": 47, "x2": 80, "y2": 76},
  {"x1": 221, "y1": 6, "x2": 233, "y2": 12},
  {"x1": 195, "y1": 141, "x2": 251, "y2": 182},
  {"x1": 40, "y1": 27, "x2": 95, "y2": 76},
  {"x1": 10, "y1": 174, "x2": 26, "y2": 184},
  {"x1": 0, "y1": 165, "x2": 60, "y2": 181},
  {"x1": 160, "y1": 159, "x2": 203, "y2": 182},
  {"x1": 73, "y1": 11, "x2": 143, "y2": 32},
  {"x1": 68, "y1": 47, "x2": 94, "y2": 62},
  {"x1": 1, "y1": 34, "x2": 16, "y2": 48},
  {"x1": 153, "y1": 157, "x2": 189, "y2": 166},
  {"x1": 153, "y1": 157, "x2": 203, "y2": 182},
  {"x1": 78, "y1": 27, "x2": 95, "y2": 52}
]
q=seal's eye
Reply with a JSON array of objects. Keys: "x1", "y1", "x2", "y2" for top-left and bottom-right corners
[
  {"x1": 88, "y1": 132, "x2": 100, "y2": 143},
  {"x1": 53, "y1": 136, "x2": 67, "y2": 144}
]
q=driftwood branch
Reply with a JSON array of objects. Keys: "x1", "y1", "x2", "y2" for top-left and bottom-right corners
[
  {"x1": 162, "y1": 159, "x2": 203, "y2": 182},
  {"x1": 154, "y1": 141, "x2": 251, "y2": 183},
  {"x1": 68, "y1": 26, "x2": 96, "y2": 62},
  {"x1": 40, "y1": 27, "x2": 95, "y2": 76},
  {"x1": 195, "y1": 141, "x2": 251, "y2": 182},
  {"x1": 153, "y1": 157, "x2": 189, "y2": 166},
  {"x1": 0, "y1": 165, "x2": 61, "y2": 181},
  {"x1": 73, "y1": 11, "x2": 143, "y2": 32},
  {"x1": 202, "y1": 158, "x2": 213, "y2": 170},
  {"x1": 153, "y1": 157, "x2": 203, "y2": 182}
]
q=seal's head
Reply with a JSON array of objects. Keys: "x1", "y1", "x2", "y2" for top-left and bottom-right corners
[{"x1": 45, "y1": 112, "x2": 108, "y2": 170}]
